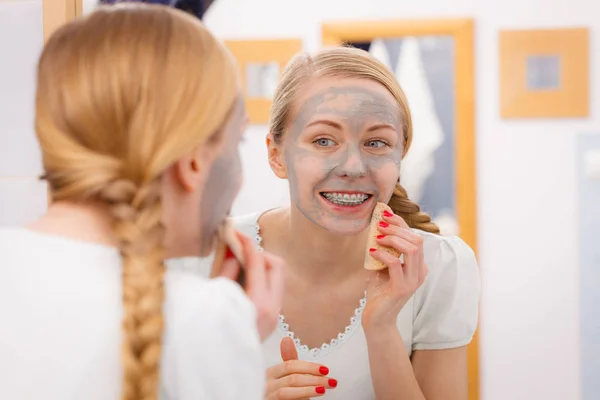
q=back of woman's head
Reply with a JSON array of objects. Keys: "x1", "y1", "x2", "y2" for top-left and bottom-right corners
[
  {"x1": 269, "y1": 46, "x2": 439, "y2": 234},
  {"x1": 36, "y1": 4, "x2": 238, "y2": 399}
]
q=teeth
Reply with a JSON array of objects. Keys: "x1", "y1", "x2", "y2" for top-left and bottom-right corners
[{"x1": 322, "y1": 192, "x2": 369, "y2": 206}]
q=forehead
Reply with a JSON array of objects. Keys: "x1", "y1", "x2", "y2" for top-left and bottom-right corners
[{"x1": 294, "y1": 77, "x2": 399, "y2": 117}]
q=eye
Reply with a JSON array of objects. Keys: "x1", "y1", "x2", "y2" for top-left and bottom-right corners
[
  {"x1": 365, "y1": 140, "x2": 389, "y2": 149},
  {"x1": 314, "y1": 138, "x2": 336, "y2": 147}
]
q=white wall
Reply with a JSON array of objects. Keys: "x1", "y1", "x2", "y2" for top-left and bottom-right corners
[
  {"x1": 0, "y1": 0, "x2": 597, "y2": 398},
  {"x1": 202, "y1": 0, "x2": 600, "y2": 399},
  {"x1": 0, "y1": 0, "x2": 47, "y2": 227}
]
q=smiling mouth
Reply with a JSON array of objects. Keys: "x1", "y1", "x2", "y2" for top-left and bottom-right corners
[{"x1": 319, "y1": 191, "x2": 372, "y2": 206}]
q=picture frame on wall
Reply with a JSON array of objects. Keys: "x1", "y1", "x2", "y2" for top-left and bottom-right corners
[
  {"x1": 499, "y1": 27, "x2": 589, "y2": 119},
  {"x1": 224, "y1": 39, "x2": 303, "y2": 124}
]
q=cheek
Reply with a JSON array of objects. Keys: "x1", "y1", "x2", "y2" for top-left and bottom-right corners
[
  {"x1": 288, "y1": 153, "x2": 330, "y2": 185},
  {"x1": 373, "y1": 162, "x2": 400, "y2": 195}
]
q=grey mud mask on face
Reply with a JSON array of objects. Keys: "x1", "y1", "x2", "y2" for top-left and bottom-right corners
[
  {"x1": 198, "y1": 99, "x2": 245, "y2": 255},
  {"x1": 283, "y1": 85, "x2": 404, "y2": 232}
]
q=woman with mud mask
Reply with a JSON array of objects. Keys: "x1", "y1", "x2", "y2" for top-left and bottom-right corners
[
  {"x1": 211, "y1": 46, "x2": 478, "y2": 400},
  {"x1": 0, "y1": 5, "x2": 284, "y2": 400}
]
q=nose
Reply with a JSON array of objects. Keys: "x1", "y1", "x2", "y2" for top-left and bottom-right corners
[{"x1": 336, "y1": 146, "x2": 367, "y2": 179}]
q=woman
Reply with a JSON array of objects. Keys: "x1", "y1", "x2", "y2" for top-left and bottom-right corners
[
  {"x1": 0, "y1": 4, "x2": 283, "y2": 400},
  {"x1": 180, "y1": 46, "x2": 480, "y2": 399}
]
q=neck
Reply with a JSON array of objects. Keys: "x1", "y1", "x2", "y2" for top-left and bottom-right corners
[
  {"x1": 29, "y1": 201, "x2": 117, "y2": 246},
  {"x1": 32, "y1": 201, "x2": 201, "y2": 259},
  {"x1": 275, "y1": 206, "x2": 369, "y2": 284}
]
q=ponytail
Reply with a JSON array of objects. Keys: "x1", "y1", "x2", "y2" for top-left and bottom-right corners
[
  {"x1": 387, "y1": 183, "x2": 440, "y2": 234},
  {"x1": 101, "y1": 178, "x2": 166, "y2": 400}
]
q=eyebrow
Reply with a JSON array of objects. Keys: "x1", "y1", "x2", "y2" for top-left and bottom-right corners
[
  {"x1": 305, "y1": 119, "x2": 343, "y2": 130},
  {"x1": 306, "y1": 120, "x2": 398, "y2": 132},
  {"x1": 366, "y1": 123, "x2": 398, "y2": 132}
]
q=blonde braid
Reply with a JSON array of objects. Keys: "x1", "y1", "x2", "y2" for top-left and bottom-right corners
[
  {"x1": 100, "y1": 178, "x2": 165, "y2": 400},
  {"x1": 388, "y1": 183, "x2": 440, "y2": 234}
]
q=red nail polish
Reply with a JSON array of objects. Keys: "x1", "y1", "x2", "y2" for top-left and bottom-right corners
[
  {"x1": 225, "y1": 247, "x2": 235, "y2": 260},
  {"x1": 369, "y1": 248, "x2": 377, "y2": 252},
  {"x1": 316, "y1": 386, "x2": 326, "y2": 394},
  {"x1": 328, "y1": 379, "x2": 338, "y2": 388},
  {"x1": 378, "y1": 221, "x2": 389, "y2": 228},
  {"x1": 376, "y1": 234, "x2": 385, "y2": 239},
  {"x1": 383, "y1": 210, "x2": 393, "y2": 217},
  {"x1": 319, "y1": 366, "x2": 329, "y2": 375}
]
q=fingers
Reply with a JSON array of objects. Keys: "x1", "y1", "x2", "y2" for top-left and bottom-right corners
[
  {"x1": 236, "y1": 232, "x2": 266, "y2": 298},
  {"x1": 267, "y1": 359, "x2": 329, "y2": 380},
  {"x1": 266, "y1": 360, "x2": 337, "y2": 400},
  {"x1": 266, "y1": 385, "x2": 328, "y2": 400},
  {"x1": 280, "y1": 337, "x2": 299, "y2": 362},
  {"x1": 267, "y1": 374, "x2": 337, "y2": 394},
  {"x1": 371, "y1": 234, "x2": 422, "y2": 286},
  {"x1": 216, "y1": 257, "x2": 241, "y2": 281},
  {"x1": 369, "y1": 248, "x2": 406, "y2": 282},
  {"x1": 378, "y1": 217, "x2": 423, "y2": 247},
  {"x1": 381, "y1": 209, "x2": 410, "y2": 229},
  {"x1": 234, "y1": 232, "x2": 284, "y2": 340},
  {"x1": 376, "y1": 216, "x2": 424, "y2": 284}
]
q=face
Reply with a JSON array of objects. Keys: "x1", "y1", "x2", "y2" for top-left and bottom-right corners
[
  {"x1": 197, "y1": 98, "x2": 247, "y2": 254},
  {"x1": 273, "y1": 77, "x2": 404, "y2": 235}
]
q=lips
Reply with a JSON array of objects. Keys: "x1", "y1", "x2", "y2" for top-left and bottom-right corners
[{"x1": 319, "y1": 191, "x2": 372, "y2": 206}]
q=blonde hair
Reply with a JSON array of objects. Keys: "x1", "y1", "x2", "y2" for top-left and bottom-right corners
[
  {"x1": 36, "y1": 5, "x2": 239, "y2": 399},
  {"x1": 269, "y1": 46, "x2": 440, "y2": 234}
]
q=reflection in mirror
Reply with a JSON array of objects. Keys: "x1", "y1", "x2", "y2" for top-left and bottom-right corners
[
  {"x1": 526, "y1": 55, "x2": 561, "y2": 90},
  {"x1": 347, "y1": 36, "x2": 457, "y2": 236},
  {"x1": 245, "y1": 62, "x2": 280, "y2": 99}
]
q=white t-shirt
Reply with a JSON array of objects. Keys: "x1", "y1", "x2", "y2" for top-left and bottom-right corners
[
  {"x1": 170, "y1": 211, "x2": 481, "y2": 400},
  {"x1": 0, "y1": 228, "x2": 264, "y2": 400}
]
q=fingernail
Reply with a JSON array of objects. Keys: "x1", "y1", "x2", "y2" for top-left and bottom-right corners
[
  {"x1": 369, "y1": 248, "x2": 377, "y2": 252},
  {"x1": 225, "y1": 247, "x2": 235, "y2": 260},
  {"x1": 328, "y1": 379, "x2": 338, "y2": 388},
  {"x1": 383, "y1": 210, "x2": 393, "y2": 217},
  {"x1": 378, "y1": 221, "x2": 389, "y2": 228},
  {"x1": 316, "y1": 386, "x2": 326, "y2": 394},
  {"x1": 376, "y1": 234, "x2": 385, "y2": 239},
  {"x1": 319, "y1": 366, "x2": 329, "y2": 375}
]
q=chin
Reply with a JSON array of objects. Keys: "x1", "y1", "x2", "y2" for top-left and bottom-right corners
[{"x1": 317, "y1": 217, "x2": 371, "y2": 236}]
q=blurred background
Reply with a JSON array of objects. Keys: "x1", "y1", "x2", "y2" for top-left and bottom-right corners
[{"x1": 1, "y1": 0, "x2": 599, "y2": 399}]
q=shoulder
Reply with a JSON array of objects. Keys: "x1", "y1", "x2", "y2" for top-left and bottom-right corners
[
  {"x1": 230, "y1": 211, "x2": 266, "y2": 244},
  {"x1": 0, "y1": 227, "x2": 119, "y2": 264},
  {"x1": 162, "y1": 267, "x2": 265, "y2": 398},
  {"x1": 412, "y1": 229, "x2": 480, "y2": 293},
  {"x1": 409, "y1": 230, "x2": 481, "y2": 350},
  {"x1": 164, "y1": 269, "x2": 256, "y2": 324},
  {"x1": 163, "y1": 271, "x2": 259, "y2": 348},
  {"x1": 414, "y1": 229, "x2": 478, "y2": 274}
]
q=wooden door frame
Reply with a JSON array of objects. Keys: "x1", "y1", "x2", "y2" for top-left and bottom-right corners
[
  {"x1": 43, "y1": 0, "x2": 82, "y2": 204},
  {"x1": 42, "y1": 0, "x2": 82, "y2": 41},
  {"x1": 322, "y1": 18, "x2": 479, "y2": 400}
]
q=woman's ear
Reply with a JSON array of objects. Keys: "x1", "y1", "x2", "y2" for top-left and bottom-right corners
[
  {"x1": 266, "y1": 133, "x2": 287, "y2": 179},
  {"x1": 173, "y1": 145, "x2": 213, "y2": 192}
]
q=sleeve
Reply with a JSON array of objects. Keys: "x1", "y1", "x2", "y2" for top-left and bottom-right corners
[
  {"x1": 162, "y1": 276, "x2": 264, "y2": 400},
  {"x1": 411, "y1": 235, "x2": 481, "y2": 351}
]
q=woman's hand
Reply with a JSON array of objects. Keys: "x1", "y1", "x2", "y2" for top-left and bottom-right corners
[
  {"x1": 362, "y1": 209, "x2": 428, "y2": 331},
  {"x1": 218, "y1": 233, "x2": 285, "y2": 341},
  {"x1": 265, "y1": 337, "x2": 338, "y2": 399}
]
